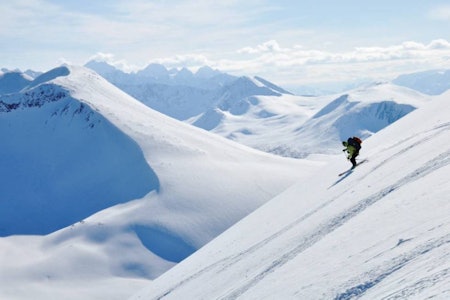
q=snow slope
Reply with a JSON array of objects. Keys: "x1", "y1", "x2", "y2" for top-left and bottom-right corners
[
  {"x1": 0, "y1": 66, "x2": 319, "y2": 300},
  {"x1": 130, "y1": 91, "x2": 450, "y2": 299}
]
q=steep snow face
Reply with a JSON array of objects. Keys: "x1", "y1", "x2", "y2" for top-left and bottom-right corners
[
  {"x1": 130, "y1": 85, "x2": 450, "y2": 300},
  {"x1": 0, "y1": 71, "x2": 33, "y2": 94},
  {"x1": 0, "y1": 70, "x2": 158, "y2": 236},
  {"x1": 0, "y1": 65, "x2": 317, "y2": 300}
]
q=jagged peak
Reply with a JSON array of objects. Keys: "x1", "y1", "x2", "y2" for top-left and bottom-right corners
[
  {"x1": 195, "y1": 66, "x2": 222, "y2": 79},
  {"x1": 138, "y1": 63, "x2": 169, "y2": 78}
]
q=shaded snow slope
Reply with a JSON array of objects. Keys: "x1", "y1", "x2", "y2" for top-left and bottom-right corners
[
  {"x1": 0, "y1": 78, "x2": 158, "y2": 235},
  {"x1": 130, "y1": 92, "x2": 449, "y2": 299},
  {"x1": 0, "y1": 71, "x2": 33, "y2": 94},
  {"x1": 0, "y1": 65, "x2": 318, "y2": 300}
]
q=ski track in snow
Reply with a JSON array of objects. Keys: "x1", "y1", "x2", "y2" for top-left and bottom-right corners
[
  {"x1": 152, "y1": 134, "x2": 450, "y2": 300},
  {"x1": 334, "y1": 234, "x2": 450, "y2": 299},
  {"x1": 220, "y1": 152, "x2": 450, "y2": 300},
  {"x1": 361, "y1": 122, "x2": 450, "y2": 177}
]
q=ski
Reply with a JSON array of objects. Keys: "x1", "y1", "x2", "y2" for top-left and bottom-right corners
[{"x1": 338, "y1": 159, "x2": 367, "y2": 176}]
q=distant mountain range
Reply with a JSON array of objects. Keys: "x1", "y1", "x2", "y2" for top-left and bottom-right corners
[
  {"x1": 84, "y1": 60, "x2": 290, "y2": 121},
  {"x1": 84, "y1": 61, "x2": 433, "y2": 158},
  {"x1": 393, "y1": 69, "x2": 450, "y2": 95},
  {"x1": 1, "y1": 63, "x2": 438, "y2": 158}
]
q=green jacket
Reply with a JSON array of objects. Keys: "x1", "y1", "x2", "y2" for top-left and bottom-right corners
[{"x1": 342, "y1": 141, "x2": 358, "y2": 159}]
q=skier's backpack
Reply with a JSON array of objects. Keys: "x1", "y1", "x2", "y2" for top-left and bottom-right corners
[{"x1": 348, "y1": 136, "x2": 362, "y2": 151}]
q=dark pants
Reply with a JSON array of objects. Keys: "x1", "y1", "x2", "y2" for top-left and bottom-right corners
[{"x1": 350, "y1": 152, "x2": 359, "y2": 168}]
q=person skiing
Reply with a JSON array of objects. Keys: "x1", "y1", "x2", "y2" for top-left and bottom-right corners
[{"x1": 342, "y1": 137, "x2": 362, "y2": 169}]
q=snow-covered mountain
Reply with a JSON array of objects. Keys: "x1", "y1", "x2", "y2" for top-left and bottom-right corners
[
  {"x1": 85, "y1": 60, "x2": 289, "y2": 121},
  {"x1": 393, "y1": 69, "x2": 450, "y2": 95},
  {"x1": 85, "y1": 62, "x2": 431, "y2": 159},
  {"x1": 131, "y1": 88, "x2": 450, "y2": 300},
  {"x1": 0, "y1": 65, "x2": 318, "y2": 300}
]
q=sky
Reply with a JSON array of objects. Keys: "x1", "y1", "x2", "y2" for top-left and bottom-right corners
[{"x1": 2, "y1": 0, "x2": 450, "y2": 89}]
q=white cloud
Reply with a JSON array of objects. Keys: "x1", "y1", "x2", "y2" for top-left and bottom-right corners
[
  {"x1": 150, "y1": 54, "x2": 212, "y2": 69},
  {"x1": 238, "y1": 40, "x2": 285, "y2": 54},
  {"x1": 2, "y1": 1, "x2": 450, "y2": 87},
  {"x1": 210, "y1": 39, "x2": 450, "y2": 85},
  {"x1": 111, "y1": 39, "x2": 450, "y2": 86}
]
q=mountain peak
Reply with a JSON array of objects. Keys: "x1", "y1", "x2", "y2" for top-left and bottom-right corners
[
  {"x1": 195, "y1": 66, "x2": 221, "y2": 79},
  {"x1": 84, "y1": 60, "x2": 118, "y2": 75},
  {"x1": 138, "y1": 63, "x2": 169, "y2": 79},
  {"x1": 225, "y1": 76, "x2": 282, "y2": 97}
]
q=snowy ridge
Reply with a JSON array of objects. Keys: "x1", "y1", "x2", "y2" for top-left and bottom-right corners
[
  {"x1": 0, "y1": 65, "x2": 318, "y2": 300},
  {"x1": 130, "y1": 92, "x2": 450, "y2": 299}
]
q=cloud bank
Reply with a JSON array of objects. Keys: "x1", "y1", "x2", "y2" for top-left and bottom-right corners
[{"x1": 100, "y1": 39, "x2": 450, "y2": 86}]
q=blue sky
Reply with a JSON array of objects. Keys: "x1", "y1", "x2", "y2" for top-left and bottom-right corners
[{"x1": 1, "y1": 0, "x2": 450, "y2": 88}]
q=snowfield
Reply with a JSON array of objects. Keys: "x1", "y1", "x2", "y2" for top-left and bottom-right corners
[{"x1": 0, "y1": 64, "x2": 448, "y2": 300}]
